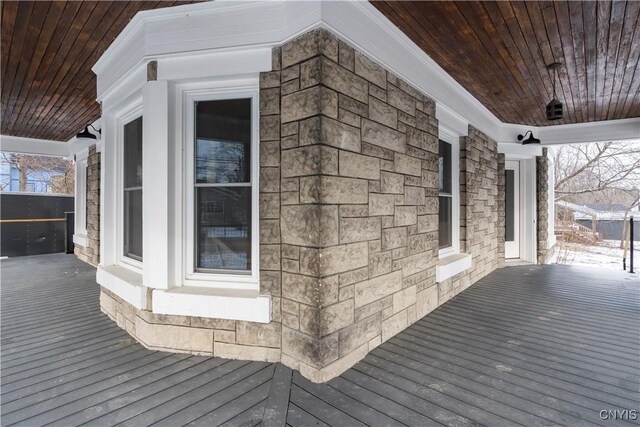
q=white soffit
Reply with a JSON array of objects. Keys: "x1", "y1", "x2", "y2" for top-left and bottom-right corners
[{"x1": 93, "y1": 0, "x2": 640, "y2": 146}]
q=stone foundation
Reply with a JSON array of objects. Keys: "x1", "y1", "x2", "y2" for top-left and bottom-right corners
[{"x1": 75, "y1": 145, "x2": 100, "y2": 267}]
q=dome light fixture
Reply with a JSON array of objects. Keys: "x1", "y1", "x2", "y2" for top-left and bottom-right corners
[
  {"x1": 546, "y1": 62, "x2": 563, "y2": 121},
  {"x1": 76, "y1": 124, "x2": 101, "y2": 141},
  {"x1": 517, "y1": 130, "x2": 541, "y2": 145}
]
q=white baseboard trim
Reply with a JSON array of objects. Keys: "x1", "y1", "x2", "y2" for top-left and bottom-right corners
[{"x1": 97, "y1": 264, "x2": 148, "y2": 310}]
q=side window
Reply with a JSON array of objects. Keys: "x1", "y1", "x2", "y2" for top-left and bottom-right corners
[{"x1": 123, "y1": 117, "x2": 143, "y2": 261}]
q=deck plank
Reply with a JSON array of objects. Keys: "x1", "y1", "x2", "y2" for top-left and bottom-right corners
[{"x1": 1, "y1": 254, "x2": 638, "y2": 427}]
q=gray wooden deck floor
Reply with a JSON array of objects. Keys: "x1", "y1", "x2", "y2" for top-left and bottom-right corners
[{"x1": 1, "y1": 254, "x2": 638, "y2": 426}]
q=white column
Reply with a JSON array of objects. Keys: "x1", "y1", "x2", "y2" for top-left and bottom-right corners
[
  {"x1": 142, "y1": 80, "x2": 170, "y2": 289},
  {"x1": 100, "y1": 113, "x2": 117, "y2": 266}
]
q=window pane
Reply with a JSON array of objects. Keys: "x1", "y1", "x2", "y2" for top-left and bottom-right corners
[
  {"x1": 124, "y1": 189, "x2": 143, "y2": 260},
  {"x1": 197, "y1": 187, "x2": 251, "y2": 271},
  {"x1": 124, "y1": 117, "x2": 143, "y2": 189},
  {"x1": 505, "y1": 169, "x2": 515, "y2": 242},
  {"x1": 439, "y1": 196, "x2": 452, "y2": 249},
  {"x1": 438, "y1": 140, "x2": 451, "y2": 194},
  {"x1": 123, "y1": 116, "x2": 143, "y2": 261},
  {"x1": 196, "y1": 99, "x2": 251, "y2": 184}
]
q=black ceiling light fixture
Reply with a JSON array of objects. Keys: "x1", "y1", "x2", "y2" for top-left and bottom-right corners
[
  {"x1": 546, "y1": 62, "x2": 563, "y2": 120},
  {"x1": 76, "y1": 124, "x2": 101, "y2": 141},
  {"x1": 517, "y1": 130, "x2": 541, "y2": 145}
]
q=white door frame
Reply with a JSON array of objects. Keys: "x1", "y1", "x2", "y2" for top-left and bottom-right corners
[
  {"x1": 505, "y1": 160, "x2": 520, "y2": 259},
  {"x1": 504, "y1": 157, "x2": 538, "y2": 263}
]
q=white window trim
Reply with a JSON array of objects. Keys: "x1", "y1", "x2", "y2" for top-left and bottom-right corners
[
  {"x1": 438, "y1": 127, "x2": 461, "y2": 259},
  {"x1": 73, "y1": 148, "x2": 89, "y2": 246},
  {"x1": 115, "y1": 104, "x2": 144, "y2": 273},
  {"x1": 175, "y1": 77, "x2": 260, "y2": 291}
]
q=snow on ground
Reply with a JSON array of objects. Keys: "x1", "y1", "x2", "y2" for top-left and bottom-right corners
[{"x1": 553, "y1": 239, "x2": 632, "y2": 270}]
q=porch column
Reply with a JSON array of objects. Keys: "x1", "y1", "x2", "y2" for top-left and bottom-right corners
[{"x1": 142, "y1": 73, "x2": 171, "y2": 289}]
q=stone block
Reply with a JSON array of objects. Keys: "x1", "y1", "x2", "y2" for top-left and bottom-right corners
[
  {"x1": 381, "y1": 227, "x2": 408, "y2": 250},
  {"x1": 339, "y1": 151, "x2": 380, "y2": 180},
  {"x1": 135, "y1": 318, "x2": 214, "y2": 354},
  {"x1": 392, "y1": 285, "x2": 416, "y2": 313},
  {"x1": 394, "y1": 153, "x2": 422, "y2": 176},
  {"x1": 282, "y1": 272, "x2": 322, "y2": 306},
  {"x1": 260, "y1": 87, "x2": 280, "y2": 115},
  {"x1": 302, "y1": 176, "x2": 368, "y2": 204},
  {"x1": 215, "y1": 342, "x2": 280, "y2": 363},
  {"x1": 299, "y1": 116, "x2": 361, "y2": 152},
  {"x1": 369, "y1": 193, "x2": 395, "y2": 216},
  {"x1": 281, "y1": 28, "x2": 338, "y2": 68},
  {"x1": 362, "y1": 119, "x2": 406, "y2": 153},
  {"x1": 340, "y1": 204, "x2": 369, "y2": 218},
  {"x1": 354, "y1": 270, "x2": 403, "y2": 308},
  {"x1": 354, "y1": 52, "x2": 387, "y2": 88},
  {"x1": 338, "y1": 312, "x2": 382, "y2": 356},
  {"x1": 321, "y1": 56, "x2": 369, "y2": 103},
  {"x1": 282, "y1": 145, "x2": 338, "y2": 177},
  {"x1": 368, "y1": 96, "x2": 397, "y2": 129},
  {"x1": 338, "y1": 40, "x2": 355, "y2": 70},
  {"x1": 236, "y1": 321, "x2": 281, "y2": 348},
  {"x1": 281, "y1": 86, "x2": 338, "y2": 123},
  {"x1": 319, "y1": 299, "x2": 355, "y2": 336},
  {"x1": 387, "y1": 84, "x2": 416, "y2": 116},
  {"x1": 404, "y1": 186, "x2": 425, "y2": 206},
  {"x1": 281, "y1": 205, "x2": 339, "y2": 247},
  {"x1": 394, "y1": 206, "x2": 417, "y2": 226},
  {"x1": 380, "y1": 171, "x2": 405, "y2": 194},
  {"x1": 260, "y1": 115, "x2": 280, "y2": 141},
  {"x1": 260, "y1": 140, "x2": 280, "y2": 167},
  {"x1": 416, "y1": 284, "x2": 438, "y2": 319},
  {"x1": 381, "y1": 309, "x2": 408, "y2": 341},
  {"x1": 314, "y1": 242, "x2": 369, "y2": 276},
  {"x1": 340, "y1": 217, "x2": 381, "y2": 244},
  {"x1": 369, "y1": 251, "x2": 392, "y2": 277},
  {"x1": 339, "y1": 93, "x2": 368, "y2": 117}
]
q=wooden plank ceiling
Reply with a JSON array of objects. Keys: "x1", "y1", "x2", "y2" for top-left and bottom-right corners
[
  {"x1": 1, "y1": 1, "x2": 198, "y2": 142},
  {"x1": 1, "y1": 1, "x2": 639, "y2": 142},
  {"x1": 373, "y1": 1, "x2": 640, "y2": 126}
]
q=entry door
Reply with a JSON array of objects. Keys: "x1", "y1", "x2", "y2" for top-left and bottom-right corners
[{"x1": 505, "y1": 161, "x2": 520, "y2": 259}]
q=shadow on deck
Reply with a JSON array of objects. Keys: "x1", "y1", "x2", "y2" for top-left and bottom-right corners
[{"x1": 1, "y1": 254, "x2": 638, "y2": 426}]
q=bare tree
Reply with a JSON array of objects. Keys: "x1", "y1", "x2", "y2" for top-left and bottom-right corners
[
  {"x1": 553, "y1": 142, "x2": 640, "y2": 202},
  {"x1": 0, "y1": 153, "x2": 74, "y2": 194}
]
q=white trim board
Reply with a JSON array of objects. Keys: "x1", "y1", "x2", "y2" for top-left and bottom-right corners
[{"x1": 92, "y1": 0, "x2": 640, "y2": 147}]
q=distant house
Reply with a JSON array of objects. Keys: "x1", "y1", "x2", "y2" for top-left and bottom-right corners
[
  {"x1": 573, "y1": 207, "x2": 639, "y2": 242},
  {"x1": 0, "y1": 153, "x2": 69, "y2": 193}
]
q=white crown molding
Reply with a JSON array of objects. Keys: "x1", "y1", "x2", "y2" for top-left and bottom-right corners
[
  {"x1": 89, "y1": 0, "x2": 640, "y2": 148},
  {"x1": 1, "y1": 118, "x2": 103, "y2": 157}
]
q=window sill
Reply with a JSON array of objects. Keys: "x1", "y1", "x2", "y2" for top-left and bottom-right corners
[
  {"x1": 97, "y1": 264, "x2": 148, "y2": 310},
  {"x1": 152, "y1": 287, "x2": 271, "y2": 323},
  {"x1": 73, "y1": 234, "x2": 88, "y2": 247},
  {"x1": 436, "y1": 253, "x2": 472, "y2": 282}
]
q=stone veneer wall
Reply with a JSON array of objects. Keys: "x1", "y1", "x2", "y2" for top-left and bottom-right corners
[
  {"x1": 99, "y1": 28, "x2": 507, "y2": 383},
  {"x1": 537, "y1": 147, "x2": 554, "y2": 264},
  {"x1": 75, "y1": 145, "x2": 100, "y2": 267},
  {"x1": 276, "y1": 29, "x2": 445, "y2": 382},
  {"x1": 436, "y1": 127, "x2": 504, "y2": 302}
]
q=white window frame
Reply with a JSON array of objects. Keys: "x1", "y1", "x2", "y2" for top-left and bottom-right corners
[
  {"x1": 177, "y1": 78, "x2": 260, "y2": 291},
  {"x1": 116, "y1": 105, "x2": 144, "y2": 273},
  {"x1": 438, "y1": 128, "x2": 460, "y2": 258},
  {"x1": 73, "y1": 148, "x2": 89, "y2": 246}
]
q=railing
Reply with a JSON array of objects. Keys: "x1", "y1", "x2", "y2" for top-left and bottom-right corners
[{"x1": 555, "y1": 220, "x2": 600, "y2": 244}]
